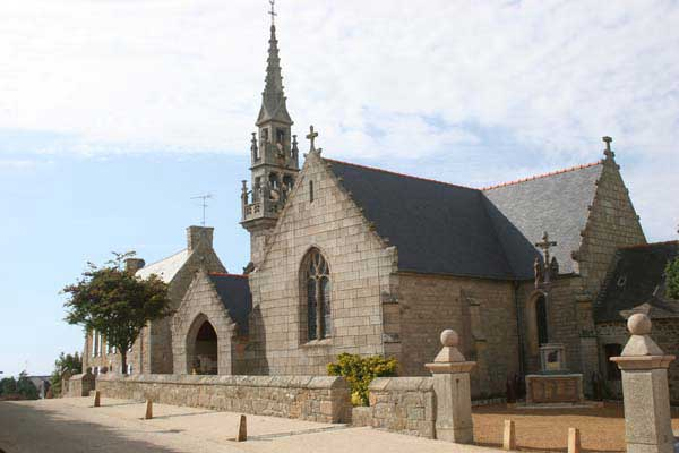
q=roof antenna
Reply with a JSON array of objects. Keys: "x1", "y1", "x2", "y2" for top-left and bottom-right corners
[
  {"x1": 191, "y1": 193, "x2": 213, "y2": 227},
  {"x1": 268, "y1": 0, "x2": 276, "y2": 25}
]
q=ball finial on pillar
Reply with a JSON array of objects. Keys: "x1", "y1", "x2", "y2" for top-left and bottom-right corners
[
  {"x1": 627, "y1": 313, "x2": 652, "y2": 336},
  {"x1": 440, "y1": 329, "x2": 459, "y2": 348}
]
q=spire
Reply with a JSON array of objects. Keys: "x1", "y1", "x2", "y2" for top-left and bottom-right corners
[{"x1": 257, "y1": 2, "x2": 292, "y2": 127}]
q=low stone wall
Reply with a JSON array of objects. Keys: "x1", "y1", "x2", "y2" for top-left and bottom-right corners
[
  {"x1": 67, "y1": 372, "x2": 95, "y2": 397},
  {"x1": 353, "y1": 377, "x2": 435, "y2": 438},
  {"x1": 96, "y1": 374, "x2": 352, "y2": 423}
]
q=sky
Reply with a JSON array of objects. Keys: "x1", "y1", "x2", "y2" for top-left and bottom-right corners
[{"x1": 1, "y1": 0, "x2": 678, "y2": 377}]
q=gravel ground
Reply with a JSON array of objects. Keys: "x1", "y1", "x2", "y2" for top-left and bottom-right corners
[{"x1": 473, "y1": 402, "x2": 679, "y2": 452}]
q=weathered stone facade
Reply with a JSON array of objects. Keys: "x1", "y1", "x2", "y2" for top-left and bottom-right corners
[
  {"x1": 171, "y1": 269, "x2": 244, "y2": 375},
  {"x1": 245, "y1": 151, "x2": 396, "y2": 376},
  {"x1": 96, "y1": 374, "x2": 352, "y2": 423}
]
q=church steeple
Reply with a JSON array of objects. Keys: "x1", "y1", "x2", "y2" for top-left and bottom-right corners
[
  {"x1": 241, "y1": 1, "x2": 300, "y2": 267},
  {"x1": 257, "y1": 23, "x2": 292, "y2": 127}
]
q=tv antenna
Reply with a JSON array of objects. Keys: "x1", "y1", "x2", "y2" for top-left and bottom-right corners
[{"x1": 191, "y1": 193, "x2": 214, "y2": 226}]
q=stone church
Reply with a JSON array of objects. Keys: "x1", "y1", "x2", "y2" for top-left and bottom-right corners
[{"x1": 83, "y1": 14, "x2": 679, "y2": 401}]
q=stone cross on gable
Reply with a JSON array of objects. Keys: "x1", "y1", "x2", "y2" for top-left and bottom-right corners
[
  {"x1": 307, "y1": 125, "x2": 319, "y2": 152},
  {"x1": 535, "y1": 231, "x2": 557, "y2": 266},
  {"x1": 603, "y1": 136, "x2": 614, "y2": 160}
]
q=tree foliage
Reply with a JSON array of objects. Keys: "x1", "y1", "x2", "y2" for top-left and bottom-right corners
[
  {"x1": 62, "y1": 252, "x2": 171, "y2": 374},
  {"x1": 327, "y1": 353, "x2": 398, "y2": 407},
  {"x1": 49, "y1": 351, "x2": 82, "y2": 397},
  {"x1": 666, "y1": 257, "x2": 679, "y2": 300},
  {"x1": 0, "y1": 371, "x2": 38, "y2": 400}
]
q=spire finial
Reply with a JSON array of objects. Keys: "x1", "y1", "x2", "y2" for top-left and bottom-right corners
[
  {"x1": 603, "y1": 136, "x2": 615, "y2": 161},
  {"x1": 307, "y1": 125, "x2": 319, "y2": 152},
  {"x1": 268, "y1": 0, "x2": 276, "y2": 26}
]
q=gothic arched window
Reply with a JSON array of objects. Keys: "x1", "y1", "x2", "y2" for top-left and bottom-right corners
[{"x1": 304, "y1": 249, "x2": 331, "y2": 341}]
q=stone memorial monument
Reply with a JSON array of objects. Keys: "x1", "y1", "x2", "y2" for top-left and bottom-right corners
[{"x1": 525, "y1": 233, "x2": 584, "y2": 406}]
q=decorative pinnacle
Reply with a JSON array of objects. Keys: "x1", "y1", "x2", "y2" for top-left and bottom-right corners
[
  {"x1": 603, "y1": 136, "x2": 615, "y2": 160},
  {"x1": 268, "y1": 0, "x2": 276, "y2": 25},
  {"x1": 307, "y1": 125, "x2": 319, "y2": 152}
]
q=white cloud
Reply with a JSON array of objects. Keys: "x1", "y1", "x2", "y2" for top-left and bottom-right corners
[{"x1": 1, "y1": 0, "x2": 678, "y2": 238}]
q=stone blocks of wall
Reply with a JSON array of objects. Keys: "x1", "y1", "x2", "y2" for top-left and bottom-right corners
[
  {"x1": 395, "y1": 273, "x2": 520, "y2": 399},
  {"x1": 96, "y1": 374, "x2": 352, "y2": 423},
  {"x1": 67, "y1": 371, "x2": 96, "y2": 397},
  {"x1": 246, "y1": 152, "x2": 396, "y2": 376},
  {"x1": 352, "y1": 377, "x2": 435, "y2": 438}
]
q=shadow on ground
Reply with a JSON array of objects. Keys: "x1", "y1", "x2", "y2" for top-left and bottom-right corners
[{"x1": 0, "y1": 401, "x2": 185, "y2": 453}]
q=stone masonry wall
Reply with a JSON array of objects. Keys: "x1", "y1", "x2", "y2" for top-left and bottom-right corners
[
  {"x1": 246, "y1": 152, "x2": 396, "y2": 376},
  {"x1": 67, "y1": 371, "x2": 95, "y2": 397},
  {"x1": 597, "y1": 319, "x2": 679, "y2": 403},
  {"x1": 172, "y1": 269, "x2": 238, "y2": 375},
  {"x1": 575, "y1": 158, "x2": 646, "y2": 299},
  {"x1": 393, "y1": 273, "x2": 520, "y2": 399},
  {"x1": 96, "y1": 374, "x2": 352, "y2": 423},
  {"x1": 352, "y1": 377, "x2": 435, "y2": 438}
]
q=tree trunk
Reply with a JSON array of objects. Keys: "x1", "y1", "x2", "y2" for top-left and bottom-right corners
[{"x1": 121, "y1": 351, "x2": 128, "y2": 375}]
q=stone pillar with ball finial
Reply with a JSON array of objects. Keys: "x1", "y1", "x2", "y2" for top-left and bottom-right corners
[
  {"x1": 611, "y1": 314, "x2": 675, "y2": 453},
  {"x1": 425, "y1": 329, "x2": 477, "y2": 444}
]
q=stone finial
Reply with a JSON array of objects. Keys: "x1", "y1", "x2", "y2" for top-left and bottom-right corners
[
  {"x1": 622, "y1": 313, "x2": 664, "y2": 357},
  {"x1": 434, "y1": 329, "x2": 466, "y2": 363}
]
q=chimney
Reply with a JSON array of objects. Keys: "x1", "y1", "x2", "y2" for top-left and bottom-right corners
[
  {"x1": 187, "y1": 225, "x2": 214, "y2": 251},
  {"x1": 124, "y1": 258, "x2": 145, "y2": 274}
]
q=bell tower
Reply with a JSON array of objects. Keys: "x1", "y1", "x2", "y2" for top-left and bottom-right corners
[{"x1": 241, "y1": 1, "x2": 300, "y2": 267}]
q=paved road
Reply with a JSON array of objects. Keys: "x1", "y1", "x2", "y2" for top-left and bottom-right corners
[{"x1": 0, "y1": 398, "x2": 504, "y2": 453}]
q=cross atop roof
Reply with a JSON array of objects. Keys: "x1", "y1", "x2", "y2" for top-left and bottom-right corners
[
  {"x1": 307, "y1": 125, "x2": 319, "y2": 152},
  {"x1": 603, "y1": 136, "x2": 615, "y2": 161},
  {"x1": 268, "y1": 0, "x2": 276, "y2": 25}
]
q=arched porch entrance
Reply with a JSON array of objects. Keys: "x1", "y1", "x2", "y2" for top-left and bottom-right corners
[{"x1": 186, "y1": 315, "x2": 218, "y2": 375}]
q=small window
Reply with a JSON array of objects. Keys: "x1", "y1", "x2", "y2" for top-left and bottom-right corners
[
  {"x1": 276, "y1": 128, "x2": 285, "y2": 145},
  {"x1": 309, "y1": 180, "x2": 314, "y2": 202},
  {"x1": 604, "y1": 343, "x2": 622, "y2": 381}
]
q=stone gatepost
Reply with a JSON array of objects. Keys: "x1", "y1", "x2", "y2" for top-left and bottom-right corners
[
  {"x1": 425, "y1": 329, "x2": 476, "y2": 444},
  {"x1": 611, "y1": 314, "x2": 675, "y2": 453}
]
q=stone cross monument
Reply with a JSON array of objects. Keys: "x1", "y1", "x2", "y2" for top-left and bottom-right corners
[
  {"x1": 425, "y1": 329, "x2": 476, "y2": 444},
  {"x1": 611, "y1": 314, "x2": 675, "y2": 453}
]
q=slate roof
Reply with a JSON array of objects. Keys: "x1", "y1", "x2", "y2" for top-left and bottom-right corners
[
  {"x1": 327, "y1": 160, "x2": 514, "y2": 279},
  {"x1": 483, "y1": 163, "x2": 603, "y2": 278},
  {"x1": 208, "y1": 273, "x2": 252, "y2": 334},
  {"x1": 595, "y1": 242, "x2": 679, "y2": 323},
  {"x1": 136, "y1": 249, "x2": 190, "y2": 283},
  {"x1": 326, "y1": 159, "x2": 603, "y2": 280}
]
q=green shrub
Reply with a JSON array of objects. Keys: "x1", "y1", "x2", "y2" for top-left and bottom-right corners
[
  {"x1": 327, "y1": 353, "x2": 398, "y2": 407},
  {"x1": 666, "y1": 257, "x2": 679, "y2": 300}
]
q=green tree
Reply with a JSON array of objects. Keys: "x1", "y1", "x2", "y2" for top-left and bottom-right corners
[
  {"x1": 16, "y1": 371, "x2": 38, "y2": 400},
  {"x1": 49, "y1": 351, "x2": 82, "y2": 397},
  {"x1": 666, "y1": 257, "x2": 679, "y2": 300},
  {"x1": 0, "y1": 376, "x2": 17, "y2": 395},
  {"x1": 62, "y1": 252, "x2": 171, "y2": 375}
]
